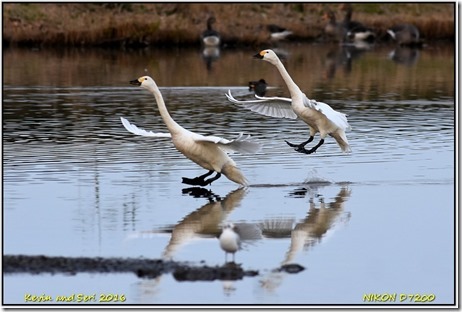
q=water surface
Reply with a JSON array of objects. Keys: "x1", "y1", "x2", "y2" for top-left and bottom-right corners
[{"x1": 3, "y1": 42, "x2": 455, "y2": 306}]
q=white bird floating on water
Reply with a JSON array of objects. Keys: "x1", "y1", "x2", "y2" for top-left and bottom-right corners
[
  {"x1": 219, "y1": 223, "x2": 241, "y2": 263},
  {"x1": 121, "y1": 76, "x2": 260, "y2": 187},
  {"x1": 226, "y1": 49, "x2": 351, "y2": 155}
]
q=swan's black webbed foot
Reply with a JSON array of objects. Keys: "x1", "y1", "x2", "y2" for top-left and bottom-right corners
[
  {"x1": 285, "y1": 140, "x2": 310, "y2": 153},
  {"x1": 289, "y1": 144, "x2": 316, "y2": 154},
  {"x1": 285, "y1": 137, "x2": 323, "y2": 155},
  {"x1": 182, "y1": 171, "x2": 221, "y2": 186},
  {"x1": 182, "y1": 177, "x2": 210, "y2": 186},
  {"x1": 285, "y1": 140, "x2": 299, "y2": 148}
]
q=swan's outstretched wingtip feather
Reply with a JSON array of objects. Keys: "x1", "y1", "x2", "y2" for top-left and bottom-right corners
[
  {"x1": 228, "y1": 132, "x2": 261, "y2": 154},
  {"x1": 120, "y1": 116, "x2": 171, "y2": 138},
  {"x1": 120, "y1": 116, "x2": 137, "y2": 134},
  {"x1": 225, "y1": 90, "x2": 249, "y2": 104},
  {"x1": 120, "y1": 116, "x2": 129, "y2": 125},
  {"x1": 235, "y1": 132, "x2": 252, "y2": 142}
]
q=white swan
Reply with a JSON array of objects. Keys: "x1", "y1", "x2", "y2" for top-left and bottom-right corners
[
  {"x1": 121, "y1": 76, "x2": 260, "y2": 187},
  {"x1": 226, "y1": 49, "x2": 351, "y2": 154}
]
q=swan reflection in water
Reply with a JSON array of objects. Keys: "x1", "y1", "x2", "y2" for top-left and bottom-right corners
[
  {"x1": 258, "y1": 184, "x2": 352, "y2": 293},
  {"x1": 161, "y1": 187, "x2": 251, "y2": 260},
  {"x1": 128, "y1": 187, "x2": 261, "y2": 261},
  {"x1": 174, "y1": 187, "x2": 261, "y2": 296},
  {"x1": 130, "y1": 187, "x2": 251, "y2": 301},
  {"x1": 131, "y1": 184, "x2": 351, "y2": 298}
]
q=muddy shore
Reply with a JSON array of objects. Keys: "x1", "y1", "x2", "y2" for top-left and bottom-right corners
[
  {"x1": 4, "y1": 254, "x2": 304, "y2": 281},
  {"x1": 3, "y1": 3, "x2": 455, "y2": 48},
  {"x1": 4, "y1": 254, "x2": 258, "y2": 280}
]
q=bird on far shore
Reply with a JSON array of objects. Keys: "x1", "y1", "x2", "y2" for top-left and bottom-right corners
[
  {"x1": 387, "y1": 24, "x2": 422, "y2": 47},
  {"x1": 322, "y1": 10, "x2": 345, "y2": 42},
  {"x1": 201, "y1": 16, "x2": 221, "y2": 47},
  {"x1": 340, "y1": 3, "x2": 376, "y2": 43},
  {"x1": 267, "y1": 24, "x2": 293, "y2": 41}
]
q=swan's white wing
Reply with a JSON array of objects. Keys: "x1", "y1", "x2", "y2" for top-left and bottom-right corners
[
  {"x1": 120, "y1": 117, "x2": 172, "y2": 138},
  {"x1": 226, "y1": 90, "x2": 298, "y2": 119},
  {"x1": 241, "y1": 102, "x2": 298, "y2": 119},
  {"x1": 195, "y1": 133, "x2": 261, "y2": 154},
  {"x1": 255, "y1": 94, "x2": 292, "y2": 102},
  {"x1": 302, "y1": 95, "x2": 351, "y2": 131},
  {"x1": 219, "y1": 133, "x2": 261, "y2": 154},
  {"x1": 225, "y1": 90, "x2": 269, "y2": 104},
  {"x1": 226, "y1": 90, "x2": 292, "y2": 104}
]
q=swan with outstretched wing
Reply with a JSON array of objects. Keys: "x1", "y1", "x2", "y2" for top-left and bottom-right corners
[
  {"x1": 121, "y1": 76, "x2": 260, "y2": 187},
  {"x1": 227, "y1": 50, "x2": 351, "y2": 154}
]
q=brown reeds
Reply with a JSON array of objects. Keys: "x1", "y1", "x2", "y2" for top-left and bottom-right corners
[{"x1": 2, "y1": 3, "x2": 455, "y2": 48}]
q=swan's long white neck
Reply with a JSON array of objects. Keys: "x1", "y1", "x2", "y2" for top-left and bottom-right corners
[
  {"x1": 146, "y1": 82, "x2": 183, "y2": 135},
  {"x1": 272, "y1": 58, "x2": 304, "y2": 104}
]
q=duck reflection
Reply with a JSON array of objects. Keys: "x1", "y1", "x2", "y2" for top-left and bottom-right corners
[
  {"x1": 258, "y1": 184, "x2": 352, "y2": 293},
  {"x1": 323, "y1": 45, "x2": 368, "y2": 80},
  {"x1": 201, "y1": 46, "x2": 220, "y2": 71},
  {"x1": 388, "y1": 46, "x2": 420, "y2": 66}
]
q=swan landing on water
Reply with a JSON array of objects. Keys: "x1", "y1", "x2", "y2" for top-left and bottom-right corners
[
  {"x1": 121, "y1": 76, "x2": 260, "y2": 187},
  {"x1": 226, "y1": 49, "x2": 351, "y2": 155}
]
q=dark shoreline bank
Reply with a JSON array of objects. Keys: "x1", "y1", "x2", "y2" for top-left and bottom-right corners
[
  {"x1": 3, "y1": 3, "x2": 455, "y2": 49},
  {"x1": 4, "y1": 254, "x2": 260, "y2": 281},
  {"x1": 5, "y1": 254, "x2": 303, "y2": 281}
]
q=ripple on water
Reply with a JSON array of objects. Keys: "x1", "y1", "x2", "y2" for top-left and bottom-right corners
[{"x1": 3, "y1": 86, "x2": 454, "y2": 187}]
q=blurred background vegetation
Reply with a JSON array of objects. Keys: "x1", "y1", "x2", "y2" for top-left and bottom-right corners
[{"x1": 3, "y1": 3, "x2": 455, "y2": 48}]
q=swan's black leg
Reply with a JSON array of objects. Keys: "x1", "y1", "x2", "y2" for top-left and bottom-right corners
[
  {"x1": 183, "y1": 172, "x2": 221, "y2": 187},
  {"x1": 198, "y1": 170, "x2": 214, "y2": 180},
  {"x1": 203, "y1": 172, "x2": 221, "y2": 185},
  {"x1": 307, "y1": 139, "x2": 324, "y2": 153},
  {"x1": 296, "y1": 139, "x2": 325, "y2": 154},
  {"x1": 285, "y1": 136, "x2": 315, "y2": 153},
  {"x1": 182, "y1": 170, "x2": 214, "y2": 186}
]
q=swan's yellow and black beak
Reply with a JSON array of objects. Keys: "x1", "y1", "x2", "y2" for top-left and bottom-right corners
[
  {"x1": 130, "y1": 78, "x2": 141, "y2": 86},
  {"x1": 253, "y1": 51, "x2": 265, "y2": 59}
]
